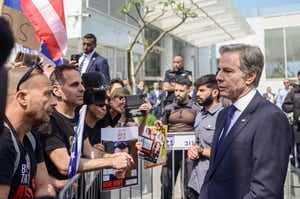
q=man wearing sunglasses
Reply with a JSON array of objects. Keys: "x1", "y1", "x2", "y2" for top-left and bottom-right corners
[
  {"x1": 41, "y1": 64, "x2": 133, "y2": 192},
  {"x1": 0, "y1": 67, "x2": 57, "y2": 198}
]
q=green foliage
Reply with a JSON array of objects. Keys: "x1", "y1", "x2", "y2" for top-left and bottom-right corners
[
  {"x1": 119, "y1": 0, "x2": 144, "y2": 14},
  {"x1": 137, "y1": 113, "x2": 158, "y2": 126}
]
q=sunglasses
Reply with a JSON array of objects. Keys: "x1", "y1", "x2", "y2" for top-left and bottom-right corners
[
  {"x1": 16, "y1": 64, "x2": 44, "y2": 92},
  {"x1": 96, "y1": 104, "x2": 106, "y2": 108}
]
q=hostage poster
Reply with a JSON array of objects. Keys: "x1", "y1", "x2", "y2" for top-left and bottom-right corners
[
  {"x1": 100, "y1": 126, "x2": 138, "y2": 191},
  {"x1": 138, "y1": 125, "x2": 167, "y2": 169}
]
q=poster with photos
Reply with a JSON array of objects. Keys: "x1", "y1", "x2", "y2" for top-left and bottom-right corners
[
  {"x1": 100, "y1": 126, "x2": 138, "y2": 191},
  {"x1": 138, "y1": 125, "x2": 168, "y2": 169}
]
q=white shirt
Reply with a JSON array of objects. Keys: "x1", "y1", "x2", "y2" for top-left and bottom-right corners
[
  {"x1": 222, "y1": 88, "x2": 257, "y2": 138},
  {"x1": 79, "y1": 51, "x2": 95, "y2": 74}
]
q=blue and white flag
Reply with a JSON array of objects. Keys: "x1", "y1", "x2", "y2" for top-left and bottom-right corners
[
  {"x1": 66, "y1": 105, "x2": 86, "y2": 198},
  {"x1": 68, "y1": 105, "x2": 87, "y2": 179}
]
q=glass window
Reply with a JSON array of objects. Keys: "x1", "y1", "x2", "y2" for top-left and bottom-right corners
[
  {"x1": 264, "y1": 28, "x2": 285, "y2": 78},
  {"x1": 286, "y1": 26, "x2": 300, "y2": 78},
  {"x1": 173, "y1": 39, "x2": 184, "y2": 57},
  {"x1": 116, "y1": 49, "x2": 126, "y2": 78},
  {"x1": 110, "y1": 0, "x2": 126, "y2": 22},
  {"x1": 145, "y1": 27, "x2": 161, "y2": 77}
]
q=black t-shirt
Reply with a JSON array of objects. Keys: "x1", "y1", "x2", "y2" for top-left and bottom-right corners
[
  {"x1": 0, "y1": 120, "x2": 43, "y2": 199},
  {"x1": 88, "y1": 113, "x2": 110, "y2": 145},
  {"x1": 42, "y1": 109, "x2": 87, "y2": 180}
]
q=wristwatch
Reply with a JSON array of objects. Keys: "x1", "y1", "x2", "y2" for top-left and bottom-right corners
[{"x1": 198, "y1": 145, "x2": 205, "y2": 156}]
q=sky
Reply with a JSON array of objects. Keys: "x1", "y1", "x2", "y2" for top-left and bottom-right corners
[{"x1": 232, "y1": 0, "x2": 300, "y2": 17}]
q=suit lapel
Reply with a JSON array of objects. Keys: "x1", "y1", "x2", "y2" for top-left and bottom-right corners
[
  {"x1": 86, "y1": 52, "x2": 98, "y2": 71},
  {"x1": 208, "y1": 92, "x2": 262, "y2": 178}
]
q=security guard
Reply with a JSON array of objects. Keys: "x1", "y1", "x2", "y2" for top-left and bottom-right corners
[{"x1": 162, "y1": 55, "x2": 192, "y2": 108}]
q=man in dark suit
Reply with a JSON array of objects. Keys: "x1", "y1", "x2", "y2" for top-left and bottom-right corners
[
  {"x1": 199, "y1": 44, "x2": 293, "y2": 199},
  {"x1": 148, "y1": 81, "x2": 163, "y2": 119},
  {"x1": 79, "y1": 33, "x2": 110, "y2": 84}
]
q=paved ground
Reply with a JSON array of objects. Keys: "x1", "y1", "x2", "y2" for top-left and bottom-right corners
[
  {"x1": 286, "y1": 165, "x2": 300, "y2": 199},
  {"x1": 109, "y1": 161, "x2": 300, "y2": 199}
]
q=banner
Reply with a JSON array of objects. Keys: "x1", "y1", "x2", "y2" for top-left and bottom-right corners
[{"x1": 1, "y1": 5, "x2": 40, "y2": 50}]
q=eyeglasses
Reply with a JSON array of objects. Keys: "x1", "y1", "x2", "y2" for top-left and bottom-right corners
[{"x1": 16, "y1": 64, "x2": 44, "y2": 92}]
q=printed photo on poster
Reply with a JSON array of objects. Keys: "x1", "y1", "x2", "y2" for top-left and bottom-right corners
[
  {"x1": 101, "y1": 127, "x2": 139, "y2": 191},
  {"x1": 138, "y1": 126, "x2": 167, "y2": 169}
]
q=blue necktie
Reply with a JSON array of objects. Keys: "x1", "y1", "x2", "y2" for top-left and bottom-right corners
[{"x1": 217, "y1": 105, "x2": 237, "y2": 148}]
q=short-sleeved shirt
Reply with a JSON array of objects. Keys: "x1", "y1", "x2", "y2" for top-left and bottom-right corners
[
  {"x1": 161, "y1": 100, "x2": 201, "y2": 132},
  {"x1": 42, "y1": 109, "x2": 88, "y2": 180},
  {"x1": 188, "y1": 102, "x2": 223, "y2": 193},
  {"x1": 0, "y1": 120, "x2": 43, "y2": 198},
  {"x1": 163, "y1": 69, "x2": 192, "y2": 103}
]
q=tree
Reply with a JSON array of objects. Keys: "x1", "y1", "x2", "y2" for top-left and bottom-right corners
[{"x1": 119, "y1": 0, "x2": 197, "y2": 92}]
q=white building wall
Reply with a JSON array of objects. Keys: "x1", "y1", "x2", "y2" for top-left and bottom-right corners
[
  {"x1": 215, "y1": 14, "x2": 300, "y2": 95},
  {"x1": 64, "y1": 0, "x2": 142, "y2": 57}
]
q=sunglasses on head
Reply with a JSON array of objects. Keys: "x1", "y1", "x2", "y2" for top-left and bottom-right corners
[{"x1": 16, "y1": 64, "x2": 44, "y2": 92}]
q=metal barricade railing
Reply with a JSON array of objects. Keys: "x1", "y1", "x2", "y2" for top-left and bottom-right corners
[
  {"x1": 58, "y1": 131, "x2": 299, "y2": 199},
  {"x1": 58, "y1": 132, "x2": 195, "y2": 199},
  {"x1": 58, "y1": 173, "x2": 81, "y2": 199}
]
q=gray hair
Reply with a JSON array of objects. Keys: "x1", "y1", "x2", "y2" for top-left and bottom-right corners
[{"x1": 219, "y1": 44, "x2": 264, "y2": 87}]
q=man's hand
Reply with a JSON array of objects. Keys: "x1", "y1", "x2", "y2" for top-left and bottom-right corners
[
  {"x1": 139, "y1": 102, "x2": 152, "y2": 113},
  {"x1": 188, "y1": 144, "x2": 200, "y2": 160},
  {"x1": 93, "y1": 143, "x2": 105, "y2": 152},
  {"x1": 111, "y1": 152, "x2": 134, "y2": 169},
  {"x1": 154, "y1": 120, "x2": 163, "y2": 128}
]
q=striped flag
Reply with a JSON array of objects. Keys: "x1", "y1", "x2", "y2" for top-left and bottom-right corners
[
  {"x1": 21, "y1": 0, "x2": 67, "y2": 61},
  {"x1": 66, "y1": 105, "x2": 86, "y2": 198},
  {"x1": 68, "y1": 105, "x2": 87, "y2": 179}
]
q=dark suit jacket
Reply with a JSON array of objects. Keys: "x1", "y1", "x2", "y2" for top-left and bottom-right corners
[
  {"x1": 86, "y1": 52, "x2": 110, "y2": 84},
  {"x1": 149, "y1": 89, "x2": 163, "y2": 106},
  {"x1": 199, "y1": 92, "x2": 293, "y2": 199}
]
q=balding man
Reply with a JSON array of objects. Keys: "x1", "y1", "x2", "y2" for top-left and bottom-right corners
[{"x1": 0, "y1": 66, "x2": 57, "y2": 198}]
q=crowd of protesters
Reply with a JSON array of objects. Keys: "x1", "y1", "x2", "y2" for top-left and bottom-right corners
[{"x1": 0, "y1": 16, "x2": 295, "y2": 199}]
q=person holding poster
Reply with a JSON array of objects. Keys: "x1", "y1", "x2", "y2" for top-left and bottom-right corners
[{"x1": 156, "y1": 78, "x2": 201, "y2": 199}]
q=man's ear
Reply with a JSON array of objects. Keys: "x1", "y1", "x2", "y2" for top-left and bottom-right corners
[
  {"x1": 245, "y1": 71, "x2": 257, "y2": 86},
  {"x1": 212, "y1": 88, "x2": 219, "y2": 98},
  {"x1": 52, "y1": 85, "x2": 61, "y2": 98},
  {"x1": 16, "y1": 91, "x2": 28, "y2": 107}
]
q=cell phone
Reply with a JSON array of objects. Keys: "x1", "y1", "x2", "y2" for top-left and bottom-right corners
[
  {"x1": 125, "y1": 94, "x2": 146, "y2": 118},
  {"x1": 15, "y1": 52, "x2": 40, "y2": 67},
  {"x1": 70, "y1": 54, "x2": 81, "y2": 63}
]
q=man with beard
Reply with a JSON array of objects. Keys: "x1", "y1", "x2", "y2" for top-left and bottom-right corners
[
  {"x1": 187, "y1": 74, "x2": 223, "y2": 199},
  {"x1": 0, "y1": 67, "x2": 57, "y2": 198},
  {"x1": 156, "y1": 78, "x2": 201, "y2": 199}
]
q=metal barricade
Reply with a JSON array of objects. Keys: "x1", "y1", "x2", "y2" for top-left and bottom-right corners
[
  {"x1": 58, "y1": 130, "x2": 300, "y2": 199},
  {"x1": 58, "y1": 132, "x2": 195, "y2": 199}
]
